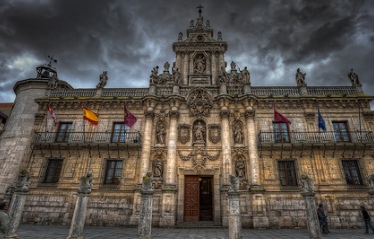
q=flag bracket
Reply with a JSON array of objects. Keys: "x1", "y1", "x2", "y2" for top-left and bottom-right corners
[
  {"x1": 67, "y1": 144, "x2": 71, "y2": 157},
  {"x1": 116, "y1": 144, "x2": 120, "y2": 158},
  {"x1": 323, "y1": 144, "x2": 326, "y2": 158},
  {"x1": 270, "y1": 144, "x2": 273, "y2": 158},
  {"x1": 280, "y1": 144, "x2": 284, "y2": 159},
  {"x1": 300, "y1": 144, "x2": 304, "y2": 158},
  {"x1": 310, "y1": 144, "x2": 314, "y2": 158},
  {"x1": 48, "y1": 144, "x2": 52, "y2": 157},
  {"x1": 352, "y1": 143, "x2": 356, "y2": 158},
  {"x1": 107, "y1": 144, "x2": 111, "y2": 158},
  {"x1": 290, "y1": 144, "x2": 293, "y2": 158},
  {"x1": 332, "y1": 144, "x2": 336, "y2": 158},
  {"x1": 76, "y1": 144, "x2": 80, "y2": 158},
  {"x1": 88, "y1": 144, "x2": 92, "y2": 158},
  {"x1": 362, "y1": 143, "x2": 366, "y2": 158},
  {"x1": 342, "y1": 144, "x2": 346, "y2": 158}
]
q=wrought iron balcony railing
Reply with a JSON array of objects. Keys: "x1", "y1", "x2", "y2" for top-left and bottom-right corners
[
  {"x1": 258, "y1": 131, "x2": 373, "y2": 144},
  {"x1": 31, "y1": 131, "x2": 142, "y2": 145}
]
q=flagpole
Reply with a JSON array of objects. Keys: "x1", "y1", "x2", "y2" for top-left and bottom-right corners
[
  {"x1": 83, "y1": 105, "x2": 85, "y2": 143},
  {"x1": 358, "y1": 101, "x2": 362, "y2": 142},
  {"x1": 45, "y1": 102, "x2": 48, "y2": 142}
]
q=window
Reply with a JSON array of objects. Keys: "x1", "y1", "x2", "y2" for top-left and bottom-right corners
[
  {"x1": 104, "y1": 160, "x2": 123, "y2": 184},
  {"x1": 278, "y1": 160, "x2": 297, "y2": 186},
  {"x1": 273, "y1": 122, "x2": 290, "y2": 143},
  {"x1": 342, "y1": 160, "x2": 363, "y2": 185},
  {"x1": 55, "y1": 122, "x2": 72, "y2": 142},
  {"x1": 333, "y1": 121, "x2": 351, "y2": 142},
  {"x1": 43, "y1": 158, "x2": 63, "y2": 183},
  {"x1": 111, "y1": 123, "x2": 127, "y2": 143}
]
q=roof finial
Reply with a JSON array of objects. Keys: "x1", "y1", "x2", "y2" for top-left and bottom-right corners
[
  {"x1": 197, "y1": 5, "x2": 204, "y2": 16},
  {"x1": 47, "y1": 55, "x2": 58, "y2": 67}
]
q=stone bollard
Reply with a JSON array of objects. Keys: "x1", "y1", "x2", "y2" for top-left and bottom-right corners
[
  {"x1": 227, "y1": 175, "x2": 242, "y2": 239},
  {"x1": 138, "y1": 172, "x2": 154, "y2": 239},
  {"x1": 67, "y1": 172, "x2": 93, "y2": 239},
  {"x1": 5, "y1": 170, "x2": 30, "y2": 239},
  {"x1": 300, "y1": 175, "x2": 322, "y2": 239}
]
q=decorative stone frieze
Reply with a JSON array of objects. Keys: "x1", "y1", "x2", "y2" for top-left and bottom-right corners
[
  {"x1": 178, "y1": 147, "x2": 220, "y2": 172},
  {"x1": 304, "y1": 112, "x2": 315, "y2": 122}
]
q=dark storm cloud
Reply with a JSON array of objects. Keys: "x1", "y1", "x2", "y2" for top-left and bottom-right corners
[{"x1": 0, "y1": 0, "x2": 373, "y2": 108}]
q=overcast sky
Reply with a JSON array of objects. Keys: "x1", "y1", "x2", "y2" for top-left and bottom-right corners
[{"x1": 1, "y1": 0, "x2": 373, "y2": 108}]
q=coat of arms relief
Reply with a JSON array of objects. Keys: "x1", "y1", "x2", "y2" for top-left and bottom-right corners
[{"x1": 186, "y1": 88, "x2": 213, "y2": 117}]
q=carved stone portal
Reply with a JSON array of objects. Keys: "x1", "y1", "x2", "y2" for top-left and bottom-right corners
[
  {"x1": 208, "y1": 124, "x2": 221, "y2": 144},
  {"x1": 186, "y1": 88, "x2": 213, "y2": 117},
  {"x1": 178, "y1": 147, "x2": 220, "y2": 173}
]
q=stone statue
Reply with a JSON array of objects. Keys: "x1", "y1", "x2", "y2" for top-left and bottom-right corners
[
  {"x1": 296, "y1": 68, "x2": 306, "y2": 86},
  {"x1": 206, "y1": 20, "x2": 210, "y2": 28},
  {"x1": 230, "y1": 61, "x2": 237, "y2": 71},
  {"x1": 47, "y1": 74, "x2": 59, "y2": 89},
  {"x1": 240, "y1": 67, "x2": 250, "y2": 84},
  {"x1": 235, "y1": 161, "x2": 246, "y2": 178},
  {"x1": 228, "y1": 174, "x2": 239, "y2": 192},
  {"x1": 149, "y1": 66, "x2": 159, "y2": 84},
  {"x1": 142, "y1": 172, "x2": 153, "y2": 191},
  {"x1": 178, "y1": 32, "x2": 183, "y2": 41},
  {"x1": 194, "y1": 121, "x2": 205, "y2": 142},
  {"x1": 233, "y1": 124, "x2": 244, "y2": 144},
  {"x1": 217, "y1": 31, "x2": 222, "y2": 41},
  {"x1": 153, "y1": 158, "x2": 163, "y2": 178},
  {"x1": 97, "y1": 71, "x2": 108, "y2": 89},
  {"x1": 156, "y1": 122, "x2": 166, "y2": 145},
  {"x1": 172, "y1": 67, "x2": 181, "y2": 84},
  {"x1": 190, "y1": 20, "x2": 194, "y2": 28},
  {"x1": 218, "y1": 66, "x2": 229, "y2": 85},
  {"x1": 16, "y1": 169, "x2": 30, "y2": 191},
  {"x1": 79, "y1": 172, "x2": 93, "y2": 194},
  {"x1": 348, "y1": 68, "x2": 360, "y2": 85},
  {"x1": 164, "y1": 62, "x2": 170, "y2": 72},
  {"x1": 300, "y1": 174, "x2": 314, "y2": 193}
]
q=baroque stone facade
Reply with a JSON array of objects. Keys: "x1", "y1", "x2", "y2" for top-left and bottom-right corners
[{"x1": 1, "y1": 10, "x2": 374, "y2": 230}]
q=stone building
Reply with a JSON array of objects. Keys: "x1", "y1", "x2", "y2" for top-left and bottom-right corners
[{"x1": 1, "y1": 10, "x2": 374, "y2": 229}]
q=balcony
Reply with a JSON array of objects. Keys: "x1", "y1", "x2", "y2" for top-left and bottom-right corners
[
  {"x1": 31, "y1": 131, "x2": 142, "y2": 149},
  {"x1": 258, "y1": 131, "x2": 373, "y2": 145}
]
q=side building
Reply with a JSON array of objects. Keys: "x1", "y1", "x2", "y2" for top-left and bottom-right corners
[{"x1": 1, "y1": 10, "x2": 374, "y2": 229}]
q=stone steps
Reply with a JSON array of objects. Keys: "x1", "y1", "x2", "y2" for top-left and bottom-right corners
[{"x1": 176, "y1": 221, "x2": 225, "y2": 228}]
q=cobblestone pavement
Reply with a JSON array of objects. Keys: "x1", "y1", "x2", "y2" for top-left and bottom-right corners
[{"x1": 16, "y1": 224, "x2": 373, "y2": 239}]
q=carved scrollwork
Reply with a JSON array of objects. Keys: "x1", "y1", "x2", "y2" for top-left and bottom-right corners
[
  {"x1": 208, "y1": 124, "x2": 221, "y2": 144},
  {"x1": 186, "y1": 88, "x2": 213, "y2": 117},
  {"x1": 244, "y1": 109, "x2": 255, "y2": 119},
  {"x1": 144, "y1": 109, "x2": 155, "y2": 119},
  {"x1": 178, "y1": 124, "x2": 191, "y2": 144},
  {"x1": 220, "y1": 110, "x2": 230, "y2": 119}
]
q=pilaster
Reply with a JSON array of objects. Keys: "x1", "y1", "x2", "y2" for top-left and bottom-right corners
[{"x1": 220, "y1": 109, "x2": 232, "y2": 186}]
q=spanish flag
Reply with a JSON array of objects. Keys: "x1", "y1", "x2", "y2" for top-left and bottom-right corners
[{"x1": 83, "y1": 107, "x2": 98, "y2": 125}]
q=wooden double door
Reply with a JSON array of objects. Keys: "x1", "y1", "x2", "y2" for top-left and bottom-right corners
[{"x1": 184, "y1": 175, "x2": 213, "y2": 221}]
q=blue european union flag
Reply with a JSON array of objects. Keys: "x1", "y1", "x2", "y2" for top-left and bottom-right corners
[{"x1": 318, "y1": 108, "x2": 326, "y2": 131}]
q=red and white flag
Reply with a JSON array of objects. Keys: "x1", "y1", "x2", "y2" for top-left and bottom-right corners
[
  {"x1": 274, "y1": 105, "x2": 291, "y2": 124},
  {"x1": 47, "y1": 104, "x2": 59, "y2": 126},
  {"x1": 124, "y1": 103, "x2": 137, "y2": 127}
]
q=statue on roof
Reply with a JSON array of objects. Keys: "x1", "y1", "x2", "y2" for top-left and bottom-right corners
[
  {"x1": 47, "y1": 74, "x2": 59, "y2": 89},
  {"x1": 218, "y1": 66, "x2": 229, "y2": 85},
  {"x1": 164, "y1": 62, "x2": 170, "y2": 72},
  {"x1": 348, "y1": 68, "x2": 360, "y2": 85},
  {"x1": 172, "y1": 67, "x2": 181, "y2": 84},
  {"x1": 240, "y1": 67, "x2": 250, "y2": 84},
  {"x1": 296, "y1": 68, "x2": 306, "y2": 86},
  {"x1": 96, "y1": 71, "x2": 108, "y2": 89},
  {"x1": 178, "y1": 32, "x2": 183, "y2": 41},
  {"x1": 230, "y1": 61, "x2": 237, "y2": 71},
  {"x1": 149, "y1": 66, "x2": 159, "y2": 84}
]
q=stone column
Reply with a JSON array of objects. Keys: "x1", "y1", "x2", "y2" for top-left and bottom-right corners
[
  {"x1": 300, "y1": 175, "x2": 322, "y2": 239},
  {"x1": 67, "y1": 172, "x2": 93, "y2": 239},
  {"x1": 220, "y1": 109, "x2": 232, "y2": 186},
  {"x1": 164, "y1": 109, "x2": 179, "y2": 187},
  {"x1": 227, "y1": 175, "x2": 241, "y2": 239},
  {"x1": 138, "y1": 109, "x2": 155, "y2": 184},
  {"x1": 5, "y1": 171, "x2": 30, "y2": 239},
  {"x1": 244, "y1": 110, "x2": 262, "y2": 188},
  {"x1": 138, "y1": 172, "x2": 154, "y2": 239}
]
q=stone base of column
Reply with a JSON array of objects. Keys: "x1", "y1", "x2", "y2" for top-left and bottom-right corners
[
  {"x1": 159, "y1": 191, "x2": 176, "y2": 227},
  {"x1": 253, "y1": 216, "x2": 269, "y2": 229},
  {"x1": 228, "y1": 192, "x2": 241, "y2": 239}
]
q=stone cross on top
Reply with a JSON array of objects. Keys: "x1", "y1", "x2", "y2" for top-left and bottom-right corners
[
  {"x1": 47, "y1": 55, "x2": 58, "y2": 66},
  {"x1": 197, "y1": 5, "x2": 204, "y2": 15}
]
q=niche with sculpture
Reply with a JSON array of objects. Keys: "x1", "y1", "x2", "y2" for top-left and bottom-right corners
[
  {"x1": 155, "y1": 121, "x2": 166, "y2": 145},
  {"x1": 232, "y1": 121, "x2": 244, "y2": 145},
  {"x1": 152, "y1": 157, "x2": 164, "y2": 189},
  {"x1": 235, "y1": 156, "x2": 248, "y2": 190},
  {"x1": 193, "y1": 120, "x2": 206, "y2": 144}
]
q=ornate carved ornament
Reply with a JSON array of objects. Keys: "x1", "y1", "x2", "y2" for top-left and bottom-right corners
[
  {"x1": 208, "y1": 124, "x2": 221, "y2": 144},
  {"x1": 151, "y1": 147, "x2": 167, "y2": 157},
  {"x1": 244, "y1": 109, "x2": 255, "y2": 119},
  {"x1": 169, "y1": 109, "x2": 180, "y2": 119},
  {"x1": 231, "y1": 147, "x2": 248, "y2": 159},
  {"x1": 144, "y1": 109, "x2": 155, "y2": 119},
  {"x1": 304, "y1": 112, "x2": 315, "y2": 122},
  {"x1": 186, "y1": 88, "x2": 213, "y2": 117},
  {"x1": 220, "y1": 109, "x2": 231, "y2": 119},
  {"x1": 178, "y1": 148, "x2": 221, "y2": 173},
  {"x1": 178, "y1": 124, "x2": 191, "y2": 144}
]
